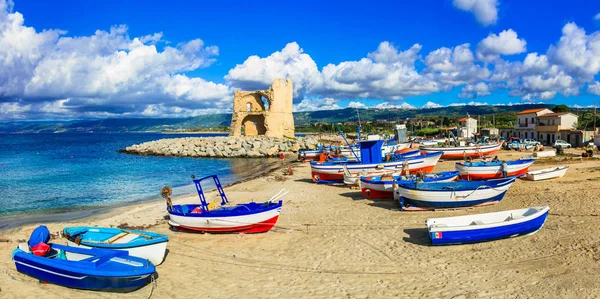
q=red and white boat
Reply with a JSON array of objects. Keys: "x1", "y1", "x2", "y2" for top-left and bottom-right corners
[
  {"x1": 420, "y1": 143, "x2": 502, "y2": 160},
  {"x1": 166, "y1": 175, "x2": 285, "y2": 233},
  {"x1": 360, "y1": 171, "x2": 460, "y2": 199},
  {"x1": 455, "y1": 159, "x2": 534, "y2": 180},
  {"x1": 311, "y1": 152, "x2": 442, "y2": 183}
]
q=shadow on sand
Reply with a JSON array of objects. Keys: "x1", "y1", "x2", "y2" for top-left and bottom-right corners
[{"x1": 402, "y1": 228, "x2": 431, "y2": 246}]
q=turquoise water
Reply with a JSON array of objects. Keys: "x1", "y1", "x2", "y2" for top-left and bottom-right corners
[{"x1": 0, "y1": 133, "x2": 278, "y2": 221}]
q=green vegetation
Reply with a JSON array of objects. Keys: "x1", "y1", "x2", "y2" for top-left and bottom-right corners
[
  {"x1": 552, "y1": 104, "x2": 570, "y2": 113},
  {"x1": 412, "y1": 127, "x2": 442, "y2": 136}
]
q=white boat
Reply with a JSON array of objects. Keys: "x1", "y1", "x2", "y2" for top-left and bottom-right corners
[
  {"x1": 525, "y1": 166, "x2": 569, "y2": 181},
  {"x1": 533, "y1": 150, "x2": 556, "y2": 158},
  {"x1": 63, "y1": 227, "x2": 169, "y2": 265},
  {"x1": 427, "y1": 206, "x2": 550, "y2": 245}
]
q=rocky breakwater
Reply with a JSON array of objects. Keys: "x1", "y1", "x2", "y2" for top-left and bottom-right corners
[{"x1": 119, "y1": 136, "x2": 320, "y2": 158}]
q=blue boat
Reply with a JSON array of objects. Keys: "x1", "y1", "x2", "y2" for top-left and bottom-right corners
[
  {"x1": 359, "y1": 171, "x2": 460, "y2": 199},
  {"x1": 12, "y1": 226, "x2": 155, "y2": 292},
  {"x1": 63, "y1": 227, "x2": 168, "y2": 265},
  {"x1": 427, "y1": 206, "x2": 550, "y2": 245},
  {"x1": 394, "y1": 177, "x2": 517, "y2": 210}
]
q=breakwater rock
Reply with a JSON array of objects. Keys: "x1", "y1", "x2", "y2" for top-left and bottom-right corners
[{"x1": 119, "y1": 136, "x2": 321, "y2": 158}]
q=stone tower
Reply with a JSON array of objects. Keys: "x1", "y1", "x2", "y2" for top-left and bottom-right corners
[{"x1": 229, "y1": 78, "x2": 295, "y2": 138}]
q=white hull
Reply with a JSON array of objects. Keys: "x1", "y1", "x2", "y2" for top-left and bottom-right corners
[
  {"x1": 533, "y1": 151, "x2": 556, "y2": 158},
  {"x1": 455, "y1": 160, "x2": 534, "y2": 177},
  {"x1": 66, "y1": 240, "x2": 168, "y2": 265},
  {"x1": 343, "y1": 169, "x2": 400, "y2": 185},
  {"x1": 361, "y1": 175, "x2": 458, "y2": 193},
  {"x1": 168, "y1": 206, "x2": 281, "y2": 231},
  {"x1": 525, "y1": 166, "x2": 568, "y2": 181},
  {"x1": 394, "y1": 179, "x2": 515, "y2": 204}
]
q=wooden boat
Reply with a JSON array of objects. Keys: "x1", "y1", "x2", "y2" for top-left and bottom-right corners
[
  {"x1": 420, "y1": 143, "x2": 502, "y2": 160},
  {"x1": 166, "y1": 175, "x2": 285, "y2": 233},
  {"x1": 394, "y1": 177, "x2": 517, "y2": 210},
  {"x1": 427, "y1": 206, "x2": 549, "y2": 245},
  {"x1": 525, "y1": 166, "x2": 568, "y2": 181},
  {"x1": 12, "y1": 226, "x2": 155, "y2": 292},
  {"x1": 341, "y1": 149, "x2": 423, "y2": 185},
  {"x1": 311, "y1": 152, "x2": 442, "y2": 183},
  {"x1": 455, "y1": 159, "x2": 534, "y2": 180},
  {"x1": 63, "y1": 227, "x2": 169, "y2": 265},
  {"x1": 360, "y1": 171, "x2": 460, "y2": 199},
  {"x1": 533, "y1": 150, "x2": 556, "y2": 158}
]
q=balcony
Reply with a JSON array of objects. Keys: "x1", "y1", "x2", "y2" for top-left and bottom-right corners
[
  {"x1": 513, "y1": 123, "x2": 536, "y2": 129},
  {"x1": 536, "y1": 125, "x2": 560, "y2": 132}
]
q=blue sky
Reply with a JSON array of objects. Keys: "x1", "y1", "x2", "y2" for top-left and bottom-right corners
[{"x1": 2, "y1": 0, "x2": 600, "y2": 119}]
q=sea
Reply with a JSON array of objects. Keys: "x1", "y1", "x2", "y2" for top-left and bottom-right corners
[{"x1": 0, "y1": 132, "x2": 282, "y2": 229}]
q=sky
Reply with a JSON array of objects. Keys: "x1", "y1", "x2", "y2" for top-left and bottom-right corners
[{"x1": 2, "y1": 0, "x2": 600, "y2": 120}]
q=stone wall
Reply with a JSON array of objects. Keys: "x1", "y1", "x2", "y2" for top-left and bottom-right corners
[{"x1": 120, "y1": 136, "x2": 320, "y2": 158}]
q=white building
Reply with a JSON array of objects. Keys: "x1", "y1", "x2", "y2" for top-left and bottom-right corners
[
  {"x1": 513, "y1": 108, "x2": 553, "y2": 140},
  {"x1": 457, "y1": 116, "x2": 477, "y2": 138},
  {"x1": 536, "y1": 112, "x2": 579, "y2": 145}
]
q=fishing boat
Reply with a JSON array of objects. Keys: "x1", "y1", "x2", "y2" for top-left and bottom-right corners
[
  {"x1": 394, "y1": 177, "x2": 517, "y2": 210},
  {"x1": 525, "y1": 166, "x2": 569, "y2": 181},
  {"x1": 455, "y1": 159, "x2": 534, "y2": 180},
  {"x1": 360, "y1": 171, "x2": 459, "y2": 199},
  {"x1": 311, "y1": 141, "x2": 442, "y2": 183},
  {"x1": 63, "y1": 227, "x2": 168, "y2": 265},
  {"x1": 166, "y1": 175, "x2": 285, "y2": 233},
  {"x1": 420, "y1": 143, "x2": 502, "y2": 160},
  {"x1": 427, "y1": 206, "x2": 550, "y2": 245},
  {"x1": 341, "y1": 149, "x2": 424, "y2": 185},
  {"x1": 12, "y1": 226, "x2": 155, "y2": 292}
]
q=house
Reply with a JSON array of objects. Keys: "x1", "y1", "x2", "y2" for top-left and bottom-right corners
[
  {"x1": 562, "y1": 130, "x2": 596, "y2": 147},
  {"x1": 511, "y1": 108, "x2": 553, "y2": 140},
  {"x1": 480, "y1": 128, "x2": 499, "y2": 137},
  {"x1": 457, "y1": 116, "x2": 477, "y2": 138},
  {"x1": 536, "y1": 112, "x2": 578, "y2": 145}
]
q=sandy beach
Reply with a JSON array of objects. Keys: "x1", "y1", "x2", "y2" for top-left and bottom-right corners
[{"x1": 2, "y1": 150, "x2": 600, "y2": 298}]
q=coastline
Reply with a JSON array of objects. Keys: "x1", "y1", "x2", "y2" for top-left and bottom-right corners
[
  {"x1": 0, "y1": 156, "x2": 291, "y2": 231},
  {"x1": 5, "y1": 150, "x2": 600, "y2": 297}
]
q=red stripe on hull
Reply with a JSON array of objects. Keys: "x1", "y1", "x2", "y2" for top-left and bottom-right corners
[
  {"x1": 461, "y1": 168, "x2": 529, "y2": 180},
  {"x1": 312, "y1": 165, "x2": 436, "y2": 182},
  {"x1": 361, "y1": 188, "x2": 393, "y2": 199},
  {"x1": 173, "y1": 216, "x2": 279, "y2": 234},
  {"x1": 441, "y1": 149, "x2": 500, "y2": 160}
]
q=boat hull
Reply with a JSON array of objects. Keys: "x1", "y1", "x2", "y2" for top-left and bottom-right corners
[
  {"x1": 66, "y1": 241, "x2": 168, "y2": 266},
  {"x1": 395, "y1": 178, "x2": 516, "y2": 209},
  {"x1": 456, "y1": 160, "x2": 534, "y2": 180},
  {"x1": 360, "y1": 172, "x2": 459, "y2": 199},
  {"x1": 420, "y1": 143, "x2": 502, "y2": 160},
  {"x1": 168, "y1": 203, "x2": 282, "y2": 234},
  {"x1": 428, "y1": 207, "x2": 549, "y2": 245},
  {"x1": 525, "y1": 166, "x2": 568, "y2": 181},
  {"x1": 311, "y1": 153, "x2": 442, "y2": 183}
]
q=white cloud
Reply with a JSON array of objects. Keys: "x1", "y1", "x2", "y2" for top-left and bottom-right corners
[
  {"x1": 372, "y1": 102, "x2": 416, "y2": 109},
  {"x1": 225, "y1": 42, "x2": 321, "y2": 98},
  {"x1": 588, "y1": 81, "x2": 600, "y2": 95},
  {"x1": 424, "y1": 43, "x2": 490, "y2": 86},
  {"x1": 594, "y1": 13, "x2": 600, "y2": 21},
  {"x1": 0, "y1": 0, "x2": 231, "y2": 119},
  {"x1": 452, "y1": 0, "x2": 499, "y2": 26},
  {"x1": 459, "y1": 82, "x2": 491, "y2": 98},
  {"x1": 547, "y1": 22, "x2": 600, "y2": 78},
  {"x1": 477, "y1": 29, "x2": 527, "y2": 61},
  {"x1": 347, "y1": 101, "x2": 367, "y2": 109},
  {"x1": 293, "y1": 98, "x2": 341, "y2": 112},
  {"x1": 422, "y1": 101, "x2": 443, "y2": 109}
]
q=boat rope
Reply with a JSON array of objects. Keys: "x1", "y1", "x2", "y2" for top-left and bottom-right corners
[{"x1": 146, "y1": 272, "x2": 157, "y2": 299}]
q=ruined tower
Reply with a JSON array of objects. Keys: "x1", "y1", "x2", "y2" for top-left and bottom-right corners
[{"x1": 229, "y1": 78, "x2": 295, "y2": 138}]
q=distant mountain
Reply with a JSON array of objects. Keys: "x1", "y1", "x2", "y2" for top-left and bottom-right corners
[{"x1": 0, "y1": 104, "x2": 559, "y2": 133}]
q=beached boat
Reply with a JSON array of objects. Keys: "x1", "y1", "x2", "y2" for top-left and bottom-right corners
[
  {"x1": 166, "y1": 175, "x2": 285, "y2": 233},
  {"x1": 427, "y1": 206, "x2": 550, "y2": 245},
  {"x1": 394, "y1": 177, "x2": 517, "y2": 210},
  {"x1": 311, "y1": 152, "x2": 442, "y2": 183},
  {"x1": 360, "y1": 171, "x2": 459, "y2": 199},
  {"x1": 420, "y1": 143, "x2": 502, "y2": 160},
  {"x1": 63, "y1": 227, "x2": 168, "y2": 265},
  {"x1": 525, "y1": 166, "x2": 569, "y2": 181},
  {"x1": 12, "y1": 226, "x2": 155, "y2": 292},
  {"x1": 455, "y1": 159, "x2": 534, "y2": 180},
  {"x1": 341, "y1": 149, "x2": 423, "y2": 185},
  {"x1": 533, "y1": 150, "x2": 556, "y2": 158}
]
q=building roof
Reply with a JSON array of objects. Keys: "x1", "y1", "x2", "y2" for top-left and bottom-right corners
[
  {"x1": 537, "y1": 112, "x2": 572, "y2": 118},
  {"x1": 517, "y1": 108, "x2": 547, "y2": 115},
  {"x1": 458, "y1": 117, "x2": 475, "y2": 122}
]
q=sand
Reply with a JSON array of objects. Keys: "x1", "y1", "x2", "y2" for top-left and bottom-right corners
[{"x1": 2, "y1": 149, "x2": 600, "y2": 298}]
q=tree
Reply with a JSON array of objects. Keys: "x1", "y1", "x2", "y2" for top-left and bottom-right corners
[
  {"x1": 442, "y1": 116, "x2": 451, "y2": 127},
  {"x1": 552, "y1": 104, "x2": 570, "y2": 113}
]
